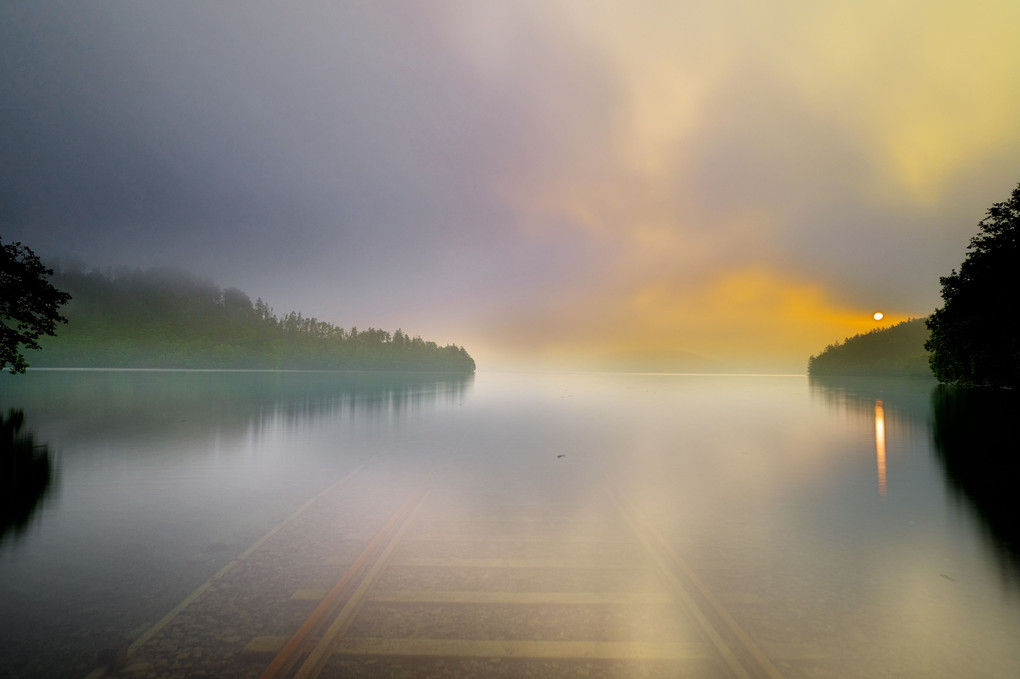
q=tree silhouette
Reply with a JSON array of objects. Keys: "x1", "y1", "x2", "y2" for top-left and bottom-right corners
[
  {"x1": 925, "y1": 182, "x2": 1020, "y2": 386},
  {"x1": 1, "y1": 239, "x2": 72, "y2": 374}
]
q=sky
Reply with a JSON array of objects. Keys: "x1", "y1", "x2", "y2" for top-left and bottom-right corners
[{"x1": 3, "y1": 1, "x2": 1020, "y2": 372}]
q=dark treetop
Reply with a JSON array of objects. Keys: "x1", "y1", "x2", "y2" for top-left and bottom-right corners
[
  {"x1": 925, "y1": 181, "x2": 1020, "y2": 387},
  {"x1": 1, "y1": 239, "x2": 72, "y2": 374}
]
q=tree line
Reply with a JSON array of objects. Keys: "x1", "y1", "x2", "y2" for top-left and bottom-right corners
[
  {"x1": 26, "y1": 265, "x2": 475, "y2": 372},
  {"x1": 924, "y1": 183, "x2": 1019, "y2": 387},
  {"x1": 808, "y1": 180, "x2": 1018, "y2": 386},
  {"x1": 807, "y1": 318, "x2": 931, "y2": 377}
]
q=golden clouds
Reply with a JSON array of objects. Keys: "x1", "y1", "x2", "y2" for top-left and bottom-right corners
[
  {"x1": 449, "y1": 1, "x2": 1019, "y2": 370},
  {"x1": 623, "y1": 266, "x2": 897, "y2": 361},
  {"x1": 482, "y1": 265, "x2": 902, "y2": 372},
  {"x1": 764, "y1": 0, "x2": 1020, "y2": 205},
  {"x1": 511, "y1": 0, "x2": 1020, "y2": 217}
]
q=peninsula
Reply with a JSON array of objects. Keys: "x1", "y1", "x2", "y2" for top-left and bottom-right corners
[{"x1": 32, "y1": 266, "x2": 475, "y2": 372}]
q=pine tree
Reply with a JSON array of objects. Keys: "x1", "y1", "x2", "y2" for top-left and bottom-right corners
[{"x1": 925, "y1": 182, "x2": 1020, "y2": 386}]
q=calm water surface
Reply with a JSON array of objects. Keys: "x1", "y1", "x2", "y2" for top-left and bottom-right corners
[{"x1": 1, "y1": 370, "x2": 1018, "y2": 677}]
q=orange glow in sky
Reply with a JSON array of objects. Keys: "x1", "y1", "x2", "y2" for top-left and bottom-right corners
[
  {"x1": 447, "y1": 0, "x2": 1020, "y2": 371},
  {"x1": 6, "y1": 2, "x2": 1020, "y2": 373}
]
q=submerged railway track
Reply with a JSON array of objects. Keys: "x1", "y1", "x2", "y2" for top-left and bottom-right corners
[{"x1": 96, "y1": 458, "x2": 817, "y2": 679}]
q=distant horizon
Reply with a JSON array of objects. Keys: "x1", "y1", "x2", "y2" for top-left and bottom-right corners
[
  {"x1": 32, "y1": 256, "x2": 933, "y2": 376},
  {"x1": 19, "y1": 365, "x2": 810, "y2": 377}
]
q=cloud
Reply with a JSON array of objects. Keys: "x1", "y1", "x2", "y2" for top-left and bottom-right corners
[
  {"x1": 4, "y1": 1, "x2": 1020, "y2": 370},
  {"x1": 479, "y1": 262, "x2": 907, "y2": 371},
  {"x1": 461, "y1": 0, "x2": 1020, "y2": 367}
]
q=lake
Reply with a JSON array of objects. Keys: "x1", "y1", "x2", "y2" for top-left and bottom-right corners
[{"x1": 1, "y1": 369, "x2": 1018, "y2": 678}]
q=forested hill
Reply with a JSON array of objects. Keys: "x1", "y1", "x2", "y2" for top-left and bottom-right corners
[
  {"x1": 32, "y1": 267, "x2": 475, "y2": 372},
  {"x1": 807, "y1": 318, "x2": 931, "y2": 377}
]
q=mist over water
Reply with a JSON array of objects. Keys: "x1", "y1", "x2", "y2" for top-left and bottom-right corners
[{"x1": 1, "y1": 370, "x2": 1017, "y2": 677}]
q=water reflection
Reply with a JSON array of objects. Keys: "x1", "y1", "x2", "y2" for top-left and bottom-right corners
[
  {"x1": 0, "y1": 409, "x2": 56, "y2": 543},
  {"x1": 0, "y1": 370, "x2": 474, "y2": 678},
  {"x1": 930, "y1": 385, "x2": 1020, "y2": 581},
  {"x1": 809, "y1": 376, "x2": 933, "y2": 498},
  {"x1": 808, "y1": 375, "x2": 934, "y2": 424},
  {"x1": 811, "y1": 375, "x2": 1020, "y2": 587},
  {"x1": 1, "y1": 372, "x2": 1018, "y2": 677},
  {"x1": 874, "y1": 400, "x2": 887, "y2": 498},
  {"x1": 0, "y1": 370, "x2": 474, "y2": 446},
  {"x1": 240, "y1": 372, "x2": 474, "y2": 442}
]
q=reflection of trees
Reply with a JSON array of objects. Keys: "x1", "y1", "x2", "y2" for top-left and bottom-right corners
[
  {"x1": 808, "y1": 375, "x2": 933, "y2": 426},
  {"x1": 0, "y1": 371, "x2": 475, "y2": 449},
  {"x1": 930, "y1": 386, "x2": 1020, "y2": 581},
  {"x1": 246, "y1": 372, "x2": 474, "y2": 435},
  {"x1": 1, "y1": 409, "x2": 55, "y2": 542},
  {"x1": 808, "y1": 376, "x2": 934, "y2": 500},
  {"x1": 812, "y1": 377, "x2": 1020, "y2": 582}
]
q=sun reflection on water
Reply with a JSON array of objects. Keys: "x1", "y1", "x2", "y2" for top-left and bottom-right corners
[{"x1": 875, "y1": 399, "x2": 887, "y2": 498}]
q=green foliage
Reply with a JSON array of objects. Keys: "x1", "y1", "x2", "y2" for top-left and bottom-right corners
[
  {"x1": 925, "y1": 182, "x2": 1020, "y2": 387},
  {"x1": 1, "y1": 239, "x2": 72, "y2": 374},
  {"x1": 33, "y1": 267, "x2": 475, "y2": 372},
  {"x1": 807, "y1": 318, "x2": 932, "y2": 377}
]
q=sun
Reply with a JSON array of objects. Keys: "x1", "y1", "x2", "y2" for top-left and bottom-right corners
[{"x1": 873, "y1": 312, "x2": 884, "y2": 321}]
